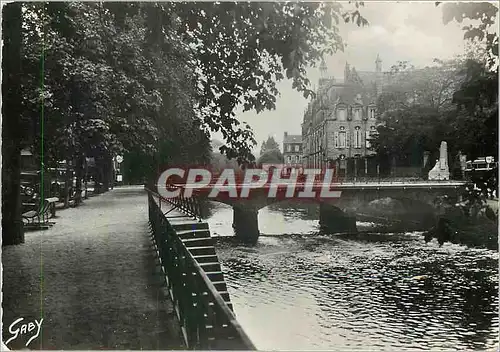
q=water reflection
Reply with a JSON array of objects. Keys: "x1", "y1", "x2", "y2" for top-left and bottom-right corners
[
  {"x1": 203, "y1": 200, "x2": 322, "y2": 237},
  {"x1": 206, "y1": 202, "x2": 499, "y2": 351}
]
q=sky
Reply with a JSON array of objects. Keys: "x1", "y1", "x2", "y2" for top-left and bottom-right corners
[{"x1": 212, "y1": 1, "x2": 493, "y2": 156}]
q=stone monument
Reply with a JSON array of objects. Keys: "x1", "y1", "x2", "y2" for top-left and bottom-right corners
[{"x1": 428, "y1": 141, "x2": 450, "y2": 180}]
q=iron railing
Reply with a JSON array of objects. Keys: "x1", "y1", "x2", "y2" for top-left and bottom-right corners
[
  {"x1": 152, "y1": 184, "x2": 204, "y2": 221},
  {"x1": 147, "y1": 190, "x2": 255, "y2": 350},
  {"x1": 168, "y1": 191, "x2": 204, "y2": 221}
]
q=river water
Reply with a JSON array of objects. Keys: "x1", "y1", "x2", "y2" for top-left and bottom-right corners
[{"x1": 204, "y1": 201, "x2": 499, "y2": 351}]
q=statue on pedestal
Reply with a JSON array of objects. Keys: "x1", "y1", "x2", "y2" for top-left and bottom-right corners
[{"x1": 428, "y1": 141, "x2": 450, "y2": 180}]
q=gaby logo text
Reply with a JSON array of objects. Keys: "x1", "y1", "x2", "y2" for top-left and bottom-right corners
[
  {"x1": 5, "y1": 318, "x2": 43, "y2": 347},
  {"x1": 156, "y1": 168, "x2": 342, "y2": 199}
]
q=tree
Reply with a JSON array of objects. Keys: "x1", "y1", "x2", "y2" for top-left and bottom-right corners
[
  {"x1": 377, "y1": 59, "x2": 464, "y2": 114},
  {"x1": 24, "y1": 1, "x2": 368, "y2": 169},
  {"x1": 3, "y1": 2, "x2": 369, "y2": 244},
  {"x1": 450, "y1": 59, "x2": 498, "y2": 160},
  {"x1": 210, "y1": 152, "x2": 240, "y2": 173},
  {"x1": 257, "y1": 149, "x2": 284, "y2": 165},
  {"x1": 259, "y1": 136, "x2": 281, "y2": 156},
  {"x1": 372, "y1": 59, "x2": 465, "y2": 169},
  {"x1": 371, "y1": 106, "x2": 450, "y2": 169},
  {"x1": 2, "y1": 2, "x2": 25, "y2": 245},
  {"x1": 437, "y1": 1, "x2": 499, "y2": 160},
  {"x1": 20, "y1": 2, "x2": 207, "y2": 193},
  {"x1": 144, "y1": 2, "x2": 368, "y2": 163},
  {"x1": 372, "y1": 56, "x2": 498, "y2": 176}
]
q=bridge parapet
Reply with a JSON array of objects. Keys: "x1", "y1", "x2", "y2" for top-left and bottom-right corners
[
  {"x1": 163, "y1": 179, "x2": 467, "y2": 208},
  {"x1": 156, "y1": 180, "x2": 468, "y2": 243}
]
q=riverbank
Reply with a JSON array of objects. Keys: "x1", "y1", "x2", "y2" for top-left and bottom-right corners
[
  {"x1": 446, "y1": 216, "x2": 498, "y2": 250},
  {"x1": 359, "y1": 197, "x2": 498, "y2": 250},
  {"x1": 447, "y1": 198, "x2": 498, "y2": 250}
]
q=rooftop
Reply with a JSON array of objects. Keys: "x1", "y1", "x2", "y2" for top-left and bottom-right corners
[{"x1": 284, "y1": 134, "x2": 302, "y2": 144}]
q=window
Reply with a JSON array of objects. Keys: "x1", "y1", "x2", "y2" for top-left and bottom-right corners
[
  {"x1": 294, "y1": 145, "x2": 299, "y2": 152},
  {"x1": 334, "y1": 127, "x2": 347, "y2": 148},
  {"x1": 288, "y1": 156, "x2": 291, "y2": 163},
  {"x1": 366, "y1": 126, "x2": 377, "y2": 148},
  {"x1": 354, "y1": 126, "x2": 362, "y2": 148},
  {"x1": 354, "y1": 108, "x2": 362, "y2": 120},
  {"x1": 369, "y1": 107, "x2": 376, "y2": 119},
  {"x1": 337, "y1": 108, "x2": 346, "y2": 121},
  {"x1": 339, "y1": 126, "x2": 346, "y2": 148}
]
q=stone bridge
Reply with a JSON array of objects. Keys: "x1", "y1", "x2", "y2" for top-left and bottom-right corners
[{"x1": 169, "y1": 180, "x2": 467, "y2": 243}]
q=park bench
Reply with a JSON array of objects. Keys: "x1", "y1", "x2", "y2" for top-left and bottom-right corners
[{"x1": 22, "y1": 197, "x2": 59, "y2": 229}]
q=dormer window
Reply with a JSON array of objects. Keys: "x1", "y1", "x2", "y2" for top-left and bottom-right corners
[
  {"x1": 337, "y1": 108, "x2": 346, "y2": 121},
  {"x1": 353, "y1": 107, "x2": 362, "y2": 120},
  {"x1": 369, "y1": 107, "x2": 376, "y2": 120}
]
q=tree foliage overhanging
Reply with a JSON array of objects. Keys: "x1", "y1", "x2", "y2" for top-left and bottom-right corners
[
  {"x1": 3, "y1": 2, "x2": 369, "y2": 244},
  {"x1": 15, "y1": 1, "x2": 369, "y2": 166}
]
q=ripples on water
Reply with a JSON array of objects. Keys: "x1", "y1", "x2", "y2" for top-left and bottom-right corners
[{"x1": 205, "y1": 202, "x2": 499, "y2": 351}]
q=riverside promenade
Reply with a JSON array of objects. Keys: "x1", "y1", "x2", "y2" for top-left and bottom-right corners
[{"x1": 2, "y1": 186, "x2": 185, "y2": 350}]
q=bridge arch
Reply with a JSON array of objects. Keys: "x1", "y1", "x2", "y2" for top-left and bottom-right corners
[{"x1": 357, "y1": 196, "x2": 437, "y2": 230}]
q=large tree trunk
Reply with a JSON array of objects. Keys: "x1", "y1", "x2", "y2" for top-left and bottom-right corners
[
  {"x1": 102, "y1": 155, "x2": 112, "y2": 192},
  {"x1": 2, "y1": 3, "x2": 24, "y2": 245},
  {"x1": 110, "y1": 157, "x2": 114, "y2": 190},
  {"x1": 103, "y1": 162, "x2": 109, "y2": 192},
  {"x1": 63, "y1": 162, "x2": 71, "y2": 208},
  {"x1": 74, "y1": 154, "x2": 84, "y2": 206},
  {"x1": 94, "y1": 155, "x2": 109, "y2": 193},
  {"x1": 83, "y1": 157, "x2": 89, "y2": 199}
]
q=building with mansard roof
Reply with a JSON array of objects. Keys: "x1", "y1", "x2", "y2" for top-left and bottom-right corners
[
  {"x1": 283, "y1": 132, "x2": 303, "y2": 167},
  {"x1": 301, "y1": 55, "x2": 391, "y2": 174}
]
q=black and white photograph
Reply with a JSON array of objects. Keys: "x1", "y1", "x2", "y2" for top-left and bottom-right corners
[{"x1": 1, "y1": 1, "x2": 499, "y2": 350}]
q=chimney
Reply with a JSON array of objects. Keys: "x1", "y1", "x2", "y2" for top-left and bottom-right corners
[{"x1": 284, "y1": 132, "x2": 288, "y2": 137}]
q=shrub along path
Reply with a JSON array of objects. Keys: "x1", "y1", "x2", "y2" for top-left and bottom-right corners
[{"x1": 2, "y1": 186, "x2": 185, "y2": 350}]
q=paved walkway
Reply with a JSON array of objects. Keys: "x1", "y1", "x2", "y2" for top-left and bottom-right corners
[{"x1": 2, "y1": 186, "x2": 185, "y2": 350}]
